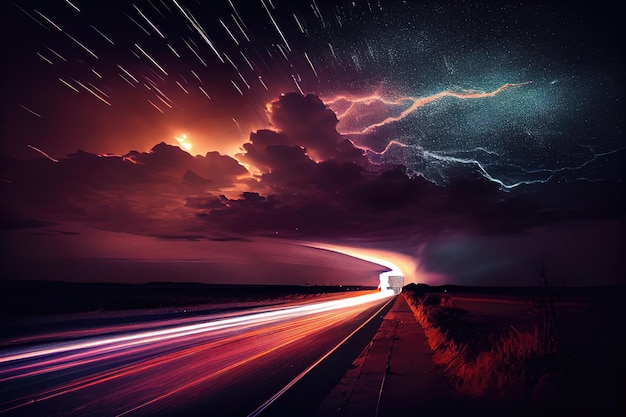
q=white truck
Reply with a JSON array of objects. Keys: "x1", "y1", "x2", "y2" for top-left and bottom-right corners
[{"x1": 378, "y1": 272, "x2": 404, "y2": 294}]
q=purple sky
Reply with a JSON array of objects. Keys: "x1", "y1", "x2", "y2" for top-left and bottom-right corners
[{"x1": 1, "y1": 1, "x2": 624, "y2": 287}]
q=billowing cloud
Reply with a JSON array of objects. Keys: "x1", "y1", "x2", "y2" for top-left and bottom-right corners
[
  {"x1": 1, "y1": 92, "x2": 624, "y2": 287},
  {"x1": 0, "y1": 142, "x2": 248, "y2": 234},
  {"x1": 1, "y1": 93, "x2": 622, "y2": 243}
]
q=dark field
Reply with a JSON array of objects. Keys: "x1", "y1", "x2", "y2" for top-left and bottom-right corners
[
  {"x1": 403, "y1": 284, "x2": 625, "y2": 416},
  {"x1": 0, "y1": 280, "x2": 374, "y2": 318}
]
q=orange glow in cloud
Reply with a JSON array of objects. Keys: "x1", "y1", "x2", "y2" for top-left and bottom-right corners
[{"x1": 174, "y1": 134, "x2": 192, "y2": 152}]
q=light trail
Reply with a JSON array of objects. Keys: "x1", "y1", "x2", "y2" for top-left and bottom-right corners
[
  {"x1": 135, "y1": 43, "x2": 168, "y2": 76},
  {"x1": 73, "y1": 79, "x2": 111, "y2": 106},
  {"x1": 58, "y1": 78, "x2": 79, "y2": 92},
  {"x1": 65, "y1": 0, "x2": 80, "y2": 13},
  {"x1": 172, "y1": 0, "x2": 224, "y2": 64},
  {"x1": 36, "y1": 52, "x2": 53, "y2": 65},
  {"x1": 26, "y1": 145, "x2": 58, "y2": 162},
  {"x1": 246, "y1": 295, "x2": 394, "y2": 417},
  {"x1": 261, "y1": 0, "x2": 291, "y2": 52},
  {"x1": 133, "y1": 4, "x2": 165, "y2": 38},
  {"x1": 65, "y1": 32, "x2": 98, "y2": 59},
  {"x1": 304, "y1": 242, "x2": 416, "y2": 287},
  {"x1": 220, "y1": 19, "x2": 239, "y2": 45},
  {"x1": 91, "y1": 25, "x2": 115, "y2": 45},
  {"x1": 0, "y1": 291, "x2": 393, "y2": 416},
  {"x1": 19, "y1": 105, "x2": 41, "y2": 118}
]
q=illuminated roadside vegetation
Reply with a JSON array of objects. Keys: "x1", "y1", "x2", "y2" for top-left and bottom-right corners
[{"x1": 402, "y1": 291, "x2": 559, "y2": 403}]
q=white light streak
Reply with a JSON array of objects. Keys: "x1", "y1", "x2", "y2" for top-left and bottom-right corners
[
  {"x1": 47, "y1": 47, "x2": 67, "y2": 62},
  {"x1": 172, "y1": 0, "x2": 224, "y2": 64},
  {"x1": 0, "y1": 293, "x2": 392, "y2": 365},
  {"x1": 65, "y1": 0, "x2": 80, "y2": 12},
  {"x1": 304, "y1": 52, "x2": 318, "y2": 77},
  {"x1": 135, "y1": 43, "x2": 168, "y2": 75},
  {"x1": 91, "y1": 25, "x2": 115, "y2": 45},
  {"x1": 133, "y1": 4, "x2": 165, "y2": 38},
  {"x1": 117, "y1": 65, "x2": 139, "y2": 83},
  {"x1": 220, "y1": 19, "x2": 239, "y2": 45},
  {"x1": 73, "y1": 79, "x2": 111, "y2": 106},
  {"x1": 231, "y1": 14, "x2": 250, "y2": 42},
  {"x1": 87, "y1": 82, "x2": 110, "y2": 98},
  {"x1": 293, "y1": 13, "x2": 305, "y2": 33},
  {"x1": 191, "y1": 69, "x2": 202, "y2": 83},
  {"x1": 176, "y1": 80, "x2": 189, "y2": 94},
  {"x1": 27, "y1": 145, "x2": 58, "y2": 162},
  {"x1": 19, "y1": 105, "x2": 41, "y2": 118},
  {"x1": 156, "y1": 94, "x2": 173, "y2": 108},
  {"x1": 59, "y1": 78, "x2": 79, "y2": 92},
  {"x1": 167, "y1": 43, "x2": 180, "y2": 58},
  {"x1": 311, "y1": 0, "x2": 326, "y2": 28},
  {"x1": 240, "y1": 51, "x2": 254, "y2": 70},
  {"x1": 65, "y1": 33, "x2": 98, "y2": 59},
  {"x1": 261, "y1": 0, "x2": 291, "y2": 52},
  {"x1": 126, "y1": 13, "x2": 151, "y2": 35},
  {"x1": 232, "y1": 117, "x2": 244, "y2": 137},
  {"x1": 199, "y1": 86, "x2": 212, "y2": 100},
  {"x1": 183, "y1": 39, "x2": 207, "y2": 67},
  {"x1": 36, "y1": 53, "x2": 53, "y2": 65},
  {"x1": 147, "y1": 99, "x2": 164, "y2": 113},
  {"x1": 14, "y1": 5, "x2": 49, "y2": 31},
  {"x1": 231, "y1": 79, "x2": 244, "y2": 95},
  {"x1": 229, "y1": 0, "x2": 248, "y2": 31},
  {"x1": 223, "y1": 52, "x2": 239, "y2": 70},
  {"x1": 118, "y1": 73, "x2": 136, "y2": 87},
  {"x1": 291, "y1": 74, "x2": 304, "y2": 94},
  {"x1": 238, "y1": 72, "x2": 251, "y2": 89},
  {"x1": 34, "y1": 10, "x2": 62, "y2": 31}
]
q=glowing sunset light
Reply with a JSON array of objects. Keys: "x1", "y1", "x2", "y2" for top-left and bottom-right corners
[{"x1": 174, "y1": 134, "x2": 192, "y2": 152}]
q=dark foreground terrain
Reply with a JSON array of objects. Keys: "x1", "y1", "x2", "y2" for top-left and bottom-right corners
[
  {"x1": 402, "y1": 283, "x2": 625, "y2": 416},
  {"x1": 1, "y1": 281, "x2": 623, "y2": 416},
  {"x1": 0, "y1": 280, "x2": 373, "y2": 318}
]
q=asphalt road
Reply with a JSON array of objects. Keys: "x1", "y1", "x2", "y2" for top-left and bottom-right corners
[{"x1": 0, "y1": 291, "x2": 395, "y2": 416}]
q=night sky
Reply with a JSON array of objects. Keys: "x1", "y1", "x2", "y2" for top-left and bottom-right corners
[{"x1": 1, "y1": 0, "x2": 624, "y2": 287}]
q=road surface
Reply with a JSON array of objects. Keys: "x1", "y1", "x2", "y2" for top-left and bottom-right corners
[{"x1": 0, "y1": 291, "x2": 394, "y2": 416}]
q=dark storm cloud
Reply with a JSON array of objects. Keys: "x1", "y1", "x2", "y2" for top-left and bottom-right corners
[
  {"x1": 0, "y1": 143, "x2": 248, "y2": 233},
  {"x1": 269, "y1": 93, "x2": 344, "y2": 161},
  {"x1": 239, "y1": 94, "x2": 369, "y2": 169},
  {"x1": 2, "y1": 93, "x2": 622, "y2": 241}
]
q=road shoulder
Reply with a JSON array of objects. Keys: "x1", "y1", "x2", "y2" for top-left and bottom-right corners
[{"x1": 312, "y1": 294, "x2": 456, "y2": 417}]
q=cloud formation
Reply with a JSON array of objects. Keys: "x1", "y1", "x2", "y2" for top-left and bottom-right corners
[{"x1": 1, "y1": 93, "x2": 622, "y2": 242}]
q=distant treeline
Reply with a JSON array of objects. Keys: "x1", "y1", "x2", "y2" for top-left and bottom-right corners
[
  {"x1": 0, "y1": 280, "x2": 376, "y2": 318},
  {"x1": 404, "y1": 283, "x2": 626, "y2": 297}
]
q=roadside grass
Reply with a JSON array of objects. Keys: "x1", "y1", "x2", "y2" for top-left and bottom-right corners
[{"x1": 403, "y1": 291, "x2": 560, "y2": 404}]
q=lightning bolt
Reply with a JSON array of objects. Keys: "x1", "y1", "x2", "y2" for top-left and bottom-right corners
[
  {"x1": 363, "y1": 140, "x2": 624, "y2": 190},
  {"x1": 325, "y1": 82, "x2": 533, "y2": 134}
]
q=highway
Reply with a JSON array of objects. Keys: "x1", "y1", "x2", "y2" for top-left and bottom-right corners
[{"x1": 0, "y1": 291, "x2": 395, "y2": 416}]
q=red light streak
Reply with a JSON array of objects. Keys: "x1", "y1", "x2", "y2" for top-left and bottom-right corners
[{"x1": 0, "y1": 292, "x2": 393, "y2": 415}]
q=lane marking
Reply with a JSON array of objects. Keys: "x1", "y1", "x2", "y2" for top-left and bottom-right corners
[{"x1": 247, "y1": 296, "x2": 396, "y2": 417}]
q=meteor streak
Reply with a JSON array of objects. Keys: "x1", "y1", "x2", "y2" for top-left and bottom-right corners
[
  {"x1": 26, "y1": 145, "x2": 58, "y2": 162},
  {"x1": 135, "y1": 43, "x2": 168, "y2": 76},
  {"x1": 73, "y1": 79, "x2": 111, "y2": 106},
  {"x1": 172, "y1": 0, "x2": 224, "y2": 64},
  {"x1": 19, "y1": 105, "x2": 41, "y2": 118},
  {"x1": 261, "y1": 0, "x2": 291, "y2": 52}
]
